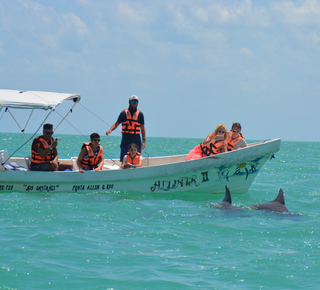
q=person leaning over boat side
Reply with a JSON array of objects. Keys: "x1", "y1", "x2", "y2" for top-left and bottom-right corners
[
  {"x1": 227, "y1": 122, "x2": 247, "y2": 151},
  {"x1": 121, "y1": 143, "x2": 143, "y2": 169},
  {"x1": 106, "y1": 95, "x2": 146, "y2": 162},
  {"x1": 77, "y1": 133, "x2": 104, "y2": 173},
  {"x1": 30, "y1": 123, "x2": 73, "y2": 171},
  {"x1": 186, "y1": 124, "x2": 228, "y2": 161}
]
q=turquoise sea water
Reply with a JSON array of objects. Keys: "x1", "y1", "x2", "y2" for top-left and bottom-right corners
[{"x1": 1, "y1": 133, "x2": 320, "y2": 289}]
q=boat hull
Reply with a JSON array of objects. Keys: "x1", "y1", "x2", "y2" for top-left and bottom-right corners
[{"x1": 0, "y1": 139, "x2": 281, "y2": 195}]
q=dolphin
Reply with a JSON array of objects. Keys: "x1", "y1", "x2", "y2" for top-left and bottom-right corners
[
  {"x1": 210, "y1": 185, "x2": 241, "y2": 210},
  {"x1": 249, "y1": 188, "x2": 290, "y2": 213}
]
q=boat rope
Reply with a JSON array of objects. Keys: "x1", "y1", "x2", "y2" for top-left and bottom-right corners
[
  {"x1": 78, "y1": 102, "x2": 121, "y2": 134},
  {"x1": 53, "y1": 109, "x2": 117, "y2": 165},
  {"x1": 53, "y1": 109, "x2": 88, "y2": 139},
  {"x1": 53, "y1": 102, "x2": 79, "y2": 133},
  {"x1": 78, "y1": 102, "x2": 151, "y2": 159}
]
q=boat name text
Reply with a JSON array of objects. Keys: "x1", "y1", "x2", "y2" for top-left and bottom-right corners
[{"x1": 150, "y1": 171, "x2": 209, "y2": 192}]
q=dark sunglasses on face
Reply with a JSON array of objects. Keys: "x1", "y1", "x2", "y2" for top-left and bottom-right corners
[
  {"x1": 93, "y1": 139, "x2": 101, "y2": 142},
  {"x1": 218, "y1": 131, "x2": 225, "y2": 134},
  {"x1": 46, "y1": 131, "x2": 54, "y2": 135},
  {"x1": 130, "y1": 101, "x2": 138, "y2": 104},
  {"x1": 233, "y1": 130, "x2": 240, "y2": 133}
]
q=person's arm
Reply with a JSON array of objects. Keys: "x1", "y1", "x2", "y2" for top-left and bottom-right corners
[
  {"x1": 202, "y1": 133, "x2": 221, "y2": 146},
  {"x1": 203, "y1": 132, "x2": 214, "y2": 143},
  {"x1": 38, "y1": 139, "x2": 58, "y2": 158},
  {"x1": 95, "y1": 148, "x2": 105, "y2": 171},
  {"x1": 221, "y1": 141, "x2": 228, "y2": 152},
  {"x1": 77, "y1": 147, "x2": 87, "y2": 168},
  {"x1": 134, "y1": 156, "x2": 143, "y2": 168},
  {"x1": 121, "y1": 155, "x2": 130, "y2": 169},
  {"x1": 141, "y1": 124, "x2": 146, "y2": 150},
  {"x1": 106, "y1": 122, "x2": 120, "y2": 135}
]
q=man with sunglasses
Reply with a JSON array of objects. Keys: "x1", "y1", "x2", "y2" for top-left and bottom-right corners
[
  {"x1": 106, "y1": 95, "x2": 146, "y2": 162},
  {"x1": 227, "y1": 122, "x2": 247, "y2": 151},
  {"x1": 77, "y1": 133, "x2": 104, "y2": 172},
  {"x1": 30, "y1": 123, "x2": 73, "y2": 171}
]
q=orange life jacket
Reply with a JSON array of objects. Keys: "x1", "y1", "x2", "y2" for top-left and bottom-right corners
[
  {"x1": 31, "y1": 136, "x2": 55, "y2": 164},
  {"x1": 121, "y1": 109, "x2": 141, "y2": 134},
  {"x1": 227, "y1": 131, "x2": 245, "y2": 151},
  {"x1": 80, "y1": 143, "x2": 103, "y2": 169},
  {"x1": 126, "y1": 152, "x2": 141, "y2": 165},
  {"x1": 200, "y1": 140, "x2": 225, "y2": 156}
]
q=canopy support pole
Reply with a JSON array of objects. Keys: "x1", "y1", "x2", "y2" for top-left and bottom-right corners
[{"x1": 2, "y1": 109, "x2": 54, "y2": 165}]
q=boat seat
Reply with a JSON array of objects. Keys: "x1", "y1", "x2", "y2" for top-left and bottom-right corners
[
  {"x1": 1, "y1": 150, "x2": 27, "y2": 171},
  {"x1": 0, "y1": 150, "x2": 10, "y2": 170},
  {"x1": 24, "y1": 156, "x2": 31, "y2": 171},
  {"x1": 0, "y1": 150, "x2": 10, "y2": 165},
  {"x1": 103, "y1": 161, "x2": 120, "y2": 170},
  {"x1": 71, "y1": 157, "x2": 79, "y2": 171}
]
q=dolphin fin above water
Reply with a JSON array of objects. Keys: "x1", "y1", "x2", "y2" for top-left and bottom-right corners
[
  {"x1": 221, "y1": 185, "x2": 232, "y2": 205},
  {"x1": 211, "y1": 187, "x2": 294, "y2": 214},
  {"x1": 250, "y1": 188, "x2": 290, "y2": 213},
  {"x1": 211, "y1": 185, "x2": 241, "y2": 210}
]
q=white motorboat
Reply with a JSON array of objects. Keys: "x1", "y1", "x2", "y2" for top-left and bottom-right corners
[{"x1": 0, "y1": 90, "x2": 281, "y2": 194}]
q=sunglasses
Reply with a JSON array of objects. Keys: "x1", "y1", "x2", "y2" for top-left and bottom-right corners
[
  {"x1": 130, "y1": 101, "x2": 138, "y2": 104},
  {"x1": 232, "y1": 130, "x2": 240, "y2": 133},
  {"x1": 45, "y1": 131, "x2": 54, "y2": 135},
  {"x1": 218, "y1": 131, "x2": 225, "y2": 134},
  {"x1": 93, "y1": 139, "x2": 101, "y2": 142}
]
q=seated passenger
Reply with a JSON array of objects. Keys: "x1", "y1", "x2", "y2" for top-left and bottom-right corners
[
  {"x1": 77, "y1": 133, "x2": 104, "y2": 173},
  {"x1": 227, "y1": 122, "x2": 247, "y2": 151},
  {"x1": 121, "y1": 143, "x2": 143, "y2": 169},
  {"x1": 31, "y1": 123, "x2": 73, "y2": 171},
  {"x1": 186, "y1": 124, "x2": 228, "y2": 161}
]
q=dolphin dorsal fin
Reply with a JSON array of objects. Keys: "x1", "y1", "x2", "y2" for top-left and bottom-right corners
[
  {"x1": 223, "y1": 185, "x2": 232, "y2": 204},
  {"x1": 273, "y1": 188, "x2": 285, "y2": 205}
]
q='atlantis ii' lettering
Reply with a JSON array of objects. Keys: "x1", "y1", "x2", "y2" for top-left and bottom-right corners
[{"x1": 150, "y1": 171, "x2": 209, "y2": 192}]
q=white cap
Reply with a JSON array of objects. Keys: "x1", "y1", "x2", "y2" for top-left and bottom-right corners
[{"x1": 129, "y1": 95, "x2": 139, "y2": 102}]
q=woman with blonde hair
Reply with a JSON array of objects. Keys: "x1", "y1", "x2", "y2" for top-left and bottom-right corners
[{"x1": 186, "y1": 124, "x2": 228, "y2": 161}]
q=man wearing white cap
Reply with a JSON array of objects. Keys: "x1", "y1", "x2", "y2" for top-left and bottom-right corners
[{"x1": 106, "y1": 95, "x2": 146, "y2": 162}]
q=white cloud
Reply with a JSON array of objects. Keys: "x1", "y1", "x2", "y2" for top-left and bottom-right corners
[
  {"x1": 62, "y1": 13, "x2": 88, "y2": 36},
  {"x1": 273, "y1": 0, "x2": 320, "y2": 25},
  {"x1": 240, "y1": 47, "x2": 254, "y2": 57},
  {"x1": 117, "y1": 1, "x2": 154, "y2": 24}
]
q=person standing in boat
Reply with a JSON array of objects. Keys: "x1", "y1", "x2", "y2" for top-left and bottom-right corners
[
  {"x1": 30, "y1": 123, "x2": 73, "y2": 171},
  {"x1": 77, "y1": 133, "x2": 105, "y2": 173},
  {"x1": 121, "y1": 143, "x2": 143, "y2": 169},
  {"x1": 106, "y1": 95, "x2": 146, "y2": 162},
  {"x1": 186, "y1": 124, "x2": 228, "y2": 161},
  {"x1": 227, "y1": 122, "x2": 247, "y2": 151}
]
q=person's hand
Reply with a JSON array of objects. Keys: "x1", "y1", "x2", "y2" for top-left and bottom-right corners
[
  {"x1": 50, "y1": 160, "x2": 58, "y2": 166},
  {"x1": 141, "y1": 141, "x2": 145, "y2": 150},
  {"x1": 106, "y1": 130, "x2": 111, "y2": 135},
  {"x1": 52, "y1": 139, "x2": 58, "y2": 148}
]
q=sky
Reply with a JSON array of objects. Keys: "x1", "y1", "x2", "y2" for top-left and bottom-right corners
[{"x1": 1, "y1": 0, "x2": 320, "y2": 142}]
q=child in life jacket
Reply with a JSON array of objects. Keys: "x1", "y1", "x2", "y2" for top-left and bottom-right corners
[{"x1": 121, "y1": 143, "x2": 143, "y2": 169}]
